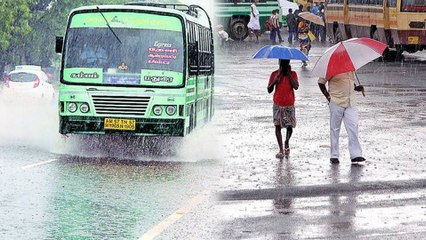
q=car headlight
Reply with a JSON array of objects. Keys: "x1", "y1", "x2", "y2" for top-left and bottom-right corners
[
  {"x1": 153, "y1": 105, "x2": 162, "y2": 116},
  {"x1": 68, "y1": 102, "x2": 77, "y2": 113},
  {"x1": 80, "y1": 103, "x2": 89, "y2": 113},
  {"x1": 166, "y1": 106, "x2": 176, "y2": 116}
]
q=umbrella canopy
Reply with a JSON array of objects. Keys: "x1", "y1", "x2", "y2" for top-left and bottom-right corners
[
  {"x1": 252, "y1": 45, "x2": 309, "y2": 61},
  {"x1": 298, "y1": 12, "x2": 325, "y2": 26},
  {"x1": 312, "y1": 38, "x2": 387, "y2": 79}
]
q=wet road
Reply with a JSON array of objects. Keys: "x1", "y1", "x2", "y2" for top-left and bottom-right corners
[
  {"x1": 206, "y1": 39, "x2": 426, "y2": 239},
  {"x1": 0, "y1": 106, "x2": 222, "y2": 239},
  {"x1": 1, "y1": 37, "x2": 426, "y2": 239}
]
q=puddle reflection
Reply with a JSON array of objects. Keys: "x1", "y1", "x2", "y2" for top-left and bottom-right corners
[{"x1": 327, "y1": 164, "x2": 364, "y2": 234}]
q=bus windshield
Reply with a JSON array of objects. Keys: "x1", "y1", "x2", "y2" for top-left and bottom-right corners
[
  {"x1": 63, "y1": 27, "x2": 184, "y2": 87},
  {"x1": 401, "y1": 0, "x2": 426, "y2": 12}
]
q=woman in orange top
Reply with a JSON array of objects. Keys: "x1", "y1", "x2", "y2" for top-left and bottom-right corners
[{"x1": 267, "y1": 59, "x2": 299, "y2": 158}]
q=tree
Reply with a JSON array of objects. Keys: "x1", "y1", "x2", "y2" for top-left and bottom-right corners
[
  {"x1": 0, "y1": 0, "x2": 32, "y2": 76},
  {"x1": 1, "y1": 0, "x2": 186, "y2": 76}
]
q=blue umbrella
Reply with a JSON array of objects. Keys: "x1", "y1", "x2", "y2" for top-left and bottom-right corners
[{"x1": 252, "y1": 45, "x2": 309, "y2": 61}]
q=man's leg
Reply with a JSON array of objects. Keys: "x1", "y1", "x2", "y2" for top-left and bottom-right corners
[
  {"x1": 329, "y1": 102, "x2": 344, "y2": 159},
  {"x1": 343, "y1": 106, "x2": 363, "y2": 159},
  {"x1": 277, "y1": 28, "x2": 283, "y2": 42},
  {"x1": 270, "y1": 29, "x2": 276, "y2": 43},
  {"x1": 288, "y1": 30, "x2": 293, "y2": 44}
]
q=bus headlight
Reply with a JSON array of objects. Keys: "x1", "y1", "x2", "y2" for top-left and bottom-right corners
[
  {"x1": 80, "y1": 103, "x2": 89, "y2": 113},
  {"x1": 153, "y1": 105, "x2": 162, "y2": 116},
  {"x1": 166, "y1": 106, "x2": 176, "y2": 116},
  {"x1": 68, "y1": 102, "x2": 77, "y2": 113}
]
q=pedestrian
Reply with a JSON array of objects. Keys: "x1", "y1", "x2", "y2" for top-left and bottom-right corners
[
  {"x1": 317, "y1": 8, "x2": 326, "y2": 42},
  {"x1": 269, "y1": 10, "x2": 277, "y2": 44},
  {"x1": 298, "y1": 19, "x2": 310, "y2": 66},
  {"x1": 311, "y1": 2, "x2": 319, "y2": 14},
  {"x1": 293, "y1": 4, "x2": 303, "y2": 41},
  {"x1": 267, "y1": 59, "x2": 299, "y2": 159},
  {"x1": 286, "y1": 8, "x2": 297, "y2": 44},
  {"x1": 269, "y1": 9, "x2": 283, "y2": 44},
  {"x1": 318, "y1": 71, "x2": 366, "y2": 164},
  {"x1": 217, "y1": 25, "x2": 231, "y2": 47},
  {"x1": 274, "y1": 9, "x2": 283, "y2": 43},
  {"x1": 247, "y1": 0, "x2": 261, "y2": 43}
]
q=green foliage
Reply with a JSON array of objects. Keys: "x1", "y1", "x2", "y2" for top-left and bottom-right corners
[{"x1": 0, "y1": 0, "x2": 32, "y2": 68}]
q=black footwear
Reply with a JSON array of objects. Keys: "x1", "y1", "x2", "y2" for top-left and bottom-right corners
[
  {"x1": 330, "y1": 158, "x2": 339, "y2": 164},
  {"x1": 351, "y1": 157, "x2": 366, "y2": 163}
]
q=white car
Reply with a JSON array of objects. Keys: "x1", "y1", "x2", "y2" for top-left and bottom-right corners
[{"x1": 2, "y1": 65, "x2": 55, "y2": 101}]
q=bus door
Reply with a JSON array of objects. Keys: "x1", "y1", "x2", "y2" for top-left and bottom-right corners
[{"x1": 188, "y1": 22, "x2": 199, "y2": 130}]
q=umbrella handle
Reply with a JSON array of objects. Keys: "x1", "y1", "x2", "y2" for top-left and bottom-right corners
[{"x1": 354, "y1": 71, "x2": 365, "y2": 97}]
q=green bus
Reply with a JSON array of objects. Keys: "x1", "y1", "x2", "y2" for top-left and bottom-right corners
[
  {"x1": 215, "y1": 0, "x2": 297, "y2": 41},
  {"x1": 55, "y1": 3, "x2": 214, "y2": 136}
]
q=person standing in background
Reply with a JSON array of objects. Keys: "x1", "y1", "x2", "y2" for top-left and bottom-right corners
[
  {"x1": 247, "y1": 0, "x2": 261, "y2": 43},
  {"x1": 293, "y1": 4, "x2": 303, "y2": 41},
  {"x1": 270, "y1": 9, "x2": 283, "y2": 44},
  {"x1": 286, "y1": 8, "x2": 297, "y2": 44}
]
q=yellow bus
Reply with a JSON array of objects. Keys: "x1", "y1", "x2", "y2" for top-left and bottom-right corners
[{"x1": 325, "y1": 0, "x2": 426, "y2": 60}]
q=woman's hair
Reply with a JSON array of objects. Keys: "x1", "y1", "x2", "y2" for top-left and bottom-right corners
[{"x1": 279, "y1": 59, "x2": 291, "y2": 76}]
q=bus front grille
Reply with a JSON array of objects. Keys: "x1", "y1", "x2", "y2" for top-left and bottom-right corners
[{"x1": 91, "y1": 95, "x2": 150, "y2": 116}]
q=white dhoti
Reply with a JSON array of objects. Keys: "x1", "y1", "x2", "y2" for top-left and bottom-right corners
[{"x1": 329, "y1": 102, "x2": 363, "y2": 159}]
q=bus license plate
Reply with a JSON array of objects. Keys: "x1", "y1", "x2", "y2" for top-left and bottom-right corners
[
  {"x1": 104, "y1": 118, "x2": 136, "y2": 131},
  {"x1": 408, "y1": 36, "x2": 419, "y2": 44}
]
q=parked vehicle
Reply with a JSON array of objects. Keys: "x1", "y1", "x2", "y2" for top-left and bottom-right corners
[
  {"x1": 2, "y1": 65, "x2": 55, "y2": 101},
  {"x1": 215, "y1": 0, "x2": 280, "y2": 41}
]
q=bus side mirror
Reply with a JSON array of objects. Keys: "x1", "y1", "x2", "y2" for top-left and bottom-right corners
[{"x1": 55, "y1": 36, "x2": 63, "y2": 53}]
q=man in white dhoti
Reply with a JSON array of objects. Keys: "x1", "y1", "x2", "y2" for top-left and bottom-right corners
[{"x1": 318, "y1": 71, "x2": 366, "y2": 164}]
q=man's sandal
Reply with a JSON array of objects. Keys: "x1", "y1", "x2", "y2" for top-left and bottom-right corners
[{"x1": 284, "y1": 148, "x2": 290, "y2": 156}]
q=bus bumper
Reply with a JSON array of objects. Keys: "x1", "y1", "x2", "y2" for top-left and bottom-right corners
[{"x1": 59, "y1": 116, "x2": 185, "y2": 136}]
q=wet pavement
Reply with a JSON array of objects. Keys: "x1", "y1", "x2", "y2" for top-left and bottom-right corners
[
  {"x1": 1, "y1": 34, "x2": 426, "y2": 239},
  {"x1": 205, "y1": 38, "x2": 426, "y2": 239}
]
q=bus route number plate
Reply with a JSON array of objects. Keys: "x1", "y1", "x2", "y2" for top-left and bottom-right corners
[{"x1": 104, "y1": 118, "x2": 136, "y2": 131}]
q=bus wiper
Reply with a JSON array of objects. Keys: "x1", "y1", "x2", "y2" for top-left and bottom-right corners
[{"x1": 96, "y1": 6, "x2": 122, "y2": 44}]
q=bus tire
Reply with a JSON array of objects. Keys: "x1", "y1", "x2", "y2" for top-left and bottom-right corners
[{"x1": 229, "y1": 18, "x2": 248, "y2": 41}]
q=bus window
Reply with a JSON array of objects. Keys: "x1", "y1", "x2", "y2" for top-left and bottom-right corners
[
  {"x1": 387, "y1": 0, "x2": 397, "y2": 7},
  {"x1": 401, "y1": 0, "x2": 426, "y2": 12},
  {"x1": 64, "y1": 28, "x2": 184, "y2": 86}
]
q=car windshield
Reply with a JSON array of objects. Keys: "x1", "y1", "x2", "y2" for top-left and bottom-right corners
[
  {"x1": 401, "y1": 0, "x2": 426, "y2": 12},
  {"x1": 9, "y1": 72, "x2": 37, "y2": 82},
  {"x1": 63, "y1": 27, "x2": 184, "y2": 86}
]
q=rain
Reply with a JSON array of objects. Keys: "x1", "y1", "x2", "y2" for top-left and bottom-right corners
[{"x1": 1, "y1": 0, "x2": 425, "y2": 239}]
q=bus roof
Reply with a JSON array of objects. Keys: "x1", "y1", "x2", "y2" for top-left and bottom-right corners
[{"x1": 70, "y1": 4, "x2": 211, "y2": 28}]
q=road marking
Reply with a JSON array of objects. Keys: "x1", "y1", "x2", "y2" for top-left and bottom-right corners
[
  {"x1": 219, "y1": 178, "x2": 426, "y2": 201},
  {"x1": 21, "y1": 159, "x2": 57, "y2": 169},
  {"x1": 139, "y1": 188, "x2": 214, "y2": 240}
]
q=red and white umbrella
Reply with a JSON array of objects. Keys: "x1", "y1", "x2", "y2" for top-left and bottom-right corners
[{"x1": 312, "y1": 38, "x2": 388, "y2": 79}]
